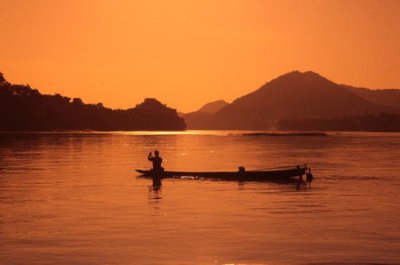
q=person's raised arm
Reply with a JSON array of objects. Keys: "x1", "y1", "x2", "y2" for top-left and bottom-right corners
[{"x1": 148, "y1": 152, "x2": 153, "y2": 161}]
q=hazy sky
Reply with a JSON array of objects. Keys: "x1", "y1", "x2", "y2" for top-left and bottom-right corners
[{"x1": 1, "y1": 0, "x2": 400, "y2": 112}]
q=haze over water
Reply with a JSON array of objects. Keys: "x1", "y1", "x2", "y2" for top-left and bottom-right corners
[{"x1": 1, "y1": 131, "x2": 399, "y2": 264}]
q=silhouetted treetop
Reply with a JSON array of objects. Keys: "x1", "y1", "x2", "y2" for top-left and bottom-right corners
[
  {"x1": 0, "y1": 72, "x2": 5, "y2": 83},
  {"x1": 135, "y1": 98, "x2": 168, "y2": 111}
]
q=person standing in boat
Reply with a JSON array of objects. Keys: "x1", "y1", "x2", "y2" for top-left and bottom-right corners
[{"x1": 148, "y1": 150, "x2": 163, "y2": 171}]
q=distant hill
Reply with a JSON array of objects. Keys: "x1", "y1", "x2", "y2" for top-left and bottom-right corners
[
  {"x1": 183, "y1": 111, "x2": 214, "y2": 129},
  {"x1": 0, "y1": 72, "x2": 186, "y2": 131},
  {"x1": 197, "y1": 100, "x2": 228, "y2": 113},
  {"x1": 345, "y1": 86, "x2": 400, "y2": 109},
  {"x1": 183, "y1": 100, "x2": 228, "y2": 129},
  {"x1": 184, "y1": 71, "x2": 398, "y2": 130}
]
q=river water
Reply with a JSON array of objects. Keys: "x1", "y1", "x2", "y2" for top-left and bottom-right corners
[{"x1": 0, "y1": 131, "x2": 399, "y2": 265}]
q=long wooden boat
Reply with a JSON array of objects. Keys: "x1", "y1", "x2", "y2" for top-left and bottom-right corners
[{"x1": 136, "y1": 165, "x2": 310, "y2": 181}]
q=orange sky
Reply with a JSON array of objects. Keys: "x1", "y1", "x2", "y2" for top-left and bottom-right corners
[{"x1": 1, "y1": 0, "x2": 400, "y2": 112}]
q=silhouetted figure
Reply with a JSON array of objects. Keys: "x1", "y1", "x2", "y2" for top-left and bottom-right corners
[
  {"x1": 306, "y1": 168, "x2": 314, "y2": 182},
  {"x1": 148, "y1": 150, "x2": 163, "y2": 172}
]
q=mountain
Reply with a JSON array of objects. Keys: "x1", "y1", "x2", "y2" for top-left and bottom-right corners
[
  {"x1": 184, "y1": 71, "x2": 398, "y2": 130},
  {"x1": 345, "y1": 86, "x2": 400, "y2": 109},
  {"x1": 0, "y1": 72, "x2": 186, "y2": 131},
  {"x1": 197, "y1": 100, "x2": 228, "y2": 113}
]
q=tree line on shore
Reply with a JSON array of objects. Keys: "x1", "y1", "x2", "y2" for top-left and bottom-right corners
[
  {"x1": 278, "y1": 113, "x2": 400, "y2": 132},
  {"x1": 0, "y1": 72, "x2": 186, "y2": 131}
]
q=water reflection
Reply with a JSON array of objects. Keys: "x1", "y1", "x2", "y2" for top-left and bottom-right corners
[
  {"x1": 148, "y1": 177, "x2": 162, "y2": 201},
  {"x1": 151, "y1": 176, "x2": 162, "y2": 191},
  {"x1": 1, "y1": 132, "x2": 400, "y2": 264},
  {"x1": 140, "y1": 173, "x2": 313, "y2": 194}
]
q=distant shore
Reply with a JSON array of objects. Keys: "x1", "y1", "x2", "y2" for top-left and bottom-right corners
[{"x1": 243, "y1": 132, "x2": 329, "y2": 136}]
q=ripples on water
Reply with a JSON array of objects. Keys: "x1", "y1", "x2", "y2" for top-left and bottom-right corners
[{"x1": 0, "y1": 131, "x2": 399, "y2": 264}]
